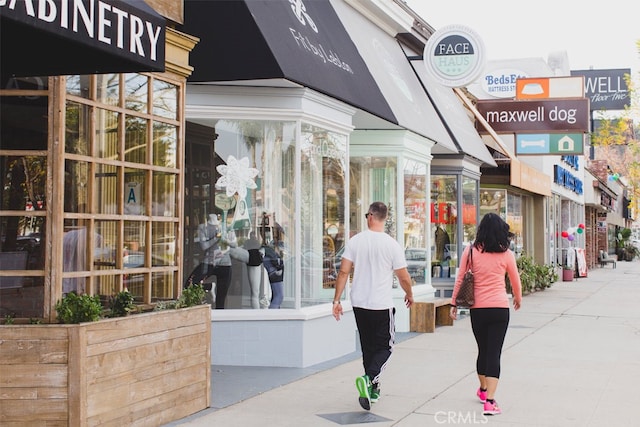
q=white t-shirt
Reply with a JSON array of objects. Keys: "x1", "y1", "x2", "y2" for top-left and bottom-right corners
[{"x1": 342, "y1": 229, "x2": 407, "y2": 310}]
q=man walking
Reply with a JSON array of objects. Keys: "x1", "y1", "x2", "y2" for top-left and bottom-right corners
[{"x1": 332, "y1": 202, "x2": 414, "y2": 410}]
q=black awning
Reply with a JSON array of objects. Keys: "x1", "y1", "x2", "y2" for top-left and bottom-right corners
[
  {"x1": 182, "y1": 0, "x2": 395, "y2": 124},
  {"x1": 1, "y1": 0, "x2": 165, "y2": 79}
]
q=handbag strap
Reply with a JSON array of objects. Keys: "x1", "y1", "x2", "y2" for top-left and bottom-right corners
[{"x1": 467, "y1": 247, "x2": 473, "y2": 270}]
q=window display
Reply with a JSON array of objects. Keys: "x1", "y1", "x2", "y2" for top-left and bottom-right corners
[{"x1": 431, "y1": 175, "x2": 457, "y2": 278}]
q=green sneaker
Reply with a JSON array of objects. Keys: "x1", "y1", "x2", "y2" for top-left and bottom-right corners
[
  {"x1": 355, "y1": 375, "x2": 371, "y2": 410},
  {"x1": 370, "y1": 383, "x2": 380, "y2": 403}
]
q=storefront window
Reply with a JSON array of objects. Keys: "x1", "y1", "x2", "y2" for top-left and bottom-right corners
[
  {"x1": 462, "y1": 176, "x2": 478, "y2": 254},
  {"x1": 186, "y1": 120, "x2": 297, "y2": 309},
  {"x1": 1, "y1": 78, "x2": 49, "y2": 318},
  {"x1": 61, "y1": 73, "x2": 181, "y2": 304},
  {"x1": 124, "y1": 73, "x2": 148, "y2": 113},
  {"x1": 403, "y1": 159, "x2": 428, "y2": 284},
  {"x1": 65, "y1": 102, "x2": 91, "y2": 155},
  {"x1": 480, "y1": 188, "x2": 506, "y2": 218},
  {"x1": 153, "y1": 79, "x2": 178, "y2": 120},
  {"x1": 300, "y1": 124, "x2": 347, "y2": 305},
  {"x1": 507, "y1": 193, "x2": 523, "y2": 256},
  {"x1": 431, "y1": 175, "x2": 457, "y2": 279},
  {"x1": 125, "y1": 116, "x2": 148, "y2": 163},
  {"x1": 96, "y1": 74, "x2": 120, "y2": 106},
  {"x1": 153, "y1": 122, "x2": 177, "y2": 167},
  {"x1": 349, "y1": 156, "x2": 397, "y2": 238}
]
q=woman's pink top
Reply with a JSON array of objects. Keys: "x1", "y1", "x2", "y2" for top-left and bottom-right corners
[{"x1": 451, "y1": 245, "x2": 522, "y2": 309}]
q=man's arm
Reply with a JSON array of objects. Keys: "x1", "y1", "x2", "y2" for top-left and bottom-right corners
[
  {"x1": 394, "y1": 267, "x2": 414, "y2": 308},
  {"x1": 332, "y1": 258, "x2": 353, "y2": 321}
]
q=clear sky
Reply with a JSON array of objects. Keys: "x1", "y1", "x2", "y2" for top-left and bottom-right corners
[{"x1": 403, "y1": 0, "x2": 640, "y2": 75}]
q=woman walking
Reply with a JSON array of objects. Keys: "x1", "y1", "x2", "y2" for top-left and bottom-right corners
[{"x1": 450, "y1": 213, "x2": 522, "y2": 416}]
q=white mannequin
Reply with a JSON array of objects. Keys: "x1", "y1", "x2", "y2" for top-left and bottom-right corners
[{"x1": 244, "y1": 231, "x2": 264, "y2": 309}]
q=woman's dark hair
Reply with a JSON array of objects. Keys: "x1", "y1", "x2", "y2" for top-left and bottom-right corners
[{"x1": 473, "y1": 213, "x2": 512, "y2": 253}]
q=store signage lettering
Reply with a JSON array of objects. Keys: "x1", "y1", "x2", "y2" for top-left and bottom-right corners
[
  {"x1": 476, "y1": 99, "x2": 589, "y2": 133},
  {"x1": 571, "y1": 68, "x2": 630, "y2": 111},
  {"x1": 288, "y1": 0, "x2": 353, "y2": 74},
  {"x1": 481, "y1": 69, "x2": 528, "y2": 98},
  {"x1": 562, "y1": 155, "x2": 579, "y2": 171},
  {"x1": 554, "y1": 164, "x2": 583, "y2": 195},
  {"x1": 289, "y1": 30, "x2": 353, "y2": 73},
  {"x1": 0, "y1": 0, "x2": 163, "y2": 62},
  {"x1": 600, "y1": 192, "x2": 612, "y2": 209},
  {"x1": 422, "y1": 24, "x2": 486, "y2": 87}
]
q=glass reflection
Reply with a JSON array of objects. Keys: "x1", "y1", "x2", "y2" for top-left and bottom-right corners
[
  {"x1": 95, "y1": 108, "x2": 119, "y2": 159},
  {"x1": 152, "y1": 172, "x2": 176, "y2": 216},
  {"x1": 1, "y1": 155, "x2": 47, "y2": 211},
  {"x1": 125, "y1": 116, "x2": 148, "y2": 163},
  {"x1": 153, "y1": 121, "x2": 177, "y2": 167},
  {"x1": 124, "y1": 73, "x2": 148, "y2": 113},
  {"x1": 65, "y1": 101, "x2": 90, "y2": 155},
  {"x1": 96, "y1": 74, "x2": 120, "y2": 106},
  {"x1": 153, "y1": 79, "x2": 177, "y2": 120}
]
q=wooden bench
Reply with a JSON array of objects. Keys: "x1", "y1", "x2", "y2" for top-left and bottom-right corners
[
  {"x1": 409, "y1": 299, "x2": 454, "y2": 333},
  {"x1": 599, "y1": 250, "x2": 617, "y2": 268}
]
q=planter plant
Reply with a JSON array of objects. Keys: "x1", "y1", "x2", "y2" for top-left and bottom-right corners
[
  {"x1": 107, "y1": 289, "x2": 136, "y2": 317},
  {"x1": 1, "y1": 287, "x2": 212, "y2": 425},
  {"x1": 506, "y1": 254, "x2": 557, "y2": 294},
  {"x1": 55, "y1": 291, "x2": 102, "y2": 323}
]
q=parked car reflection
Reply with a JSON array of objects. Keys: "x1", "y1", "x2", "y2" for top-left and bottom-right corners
[
  {"x1": 405, "y1": 248, "x2": 428, "y2": 284},
  {"x1": 123, "y1": 252, "x2": 172, "y2": 292}
]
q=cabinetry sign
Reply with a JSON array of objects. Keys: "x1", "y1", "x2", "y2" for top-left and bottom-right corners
[{"x1": 475, "y1": 99, "x2": 589, "y2": 133}]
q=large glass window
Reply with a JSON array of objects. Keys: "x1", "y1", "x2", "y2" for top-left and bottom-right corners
[
  {"x1": 0, "y1": 77, "x2": 49, "y2": 319},
  {"x1": 431, "y1": 175, "x2": 457, "y2": 279},
  {"x1": 403, "y1": 159, "x2": 428, "y2": 284},
  {"x1": 62, "y1": 74, "x2": 181, "y2": 304},
  {"x1": 184, "y1": 120, "x2": 297, "y2": 309},
  {"x1": 507, "y1": 193, "x2": 524, "y2": 256},
  {"x1": 349, "y1": 156, "x2": 397, "y2": 238},
  {"x1": 300, "y1": 124, "x2": 347, "y2": 304},
  {"x1": 462, "y1": 176, "x2": 478, "y2": 257}
]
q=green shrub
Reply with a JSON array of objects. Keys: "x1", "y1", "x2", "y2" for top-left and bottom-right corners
[
  {"x1": 108, "y1": 290, "x2": 135, "y2": 317},
  {"x1": 506, "y1": 253, "x2": 556, "y2": 294},
  {"x1": 534, "y1": 263, "x2": 557, "y2": 290},
  {"x1": 55, "y1": 291, "x2": 103, "y2": 324},
  {"x1": 178, "y1": 283, "x2": 206, "y2": 308}
]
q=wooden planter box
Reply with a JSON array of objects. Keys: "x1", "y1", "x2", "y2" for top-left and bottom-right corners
[{"x1": 0, "y1": 305, "x2": 211, "y2": 426}]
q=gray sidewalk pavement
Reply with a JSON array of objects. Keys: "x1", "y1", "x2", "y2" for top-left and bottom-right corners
[{"x1": 169, "y1": 260, "x2": 640, "y2": 426}]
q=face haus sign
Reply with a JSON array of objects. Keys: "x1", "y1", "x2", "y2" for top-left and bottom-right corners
[
  {"x1": 423, "y1": 24, "x2": 486, "y2": 87},
  {"x1": 476, "y1": 99, "x2": 590, "y2": 133},
  {"x1": 1, "y1": 0, "x2": 165, "y2": 72}
]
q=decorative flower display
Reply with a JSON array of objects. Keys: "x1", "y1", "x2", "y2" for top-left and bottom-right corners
[
  {"x1": 215, "y1": 155, "x2": 259, "y2": 199},
  {"x1": 561, "y1": 223, "x2": 585, "y2": 241}
]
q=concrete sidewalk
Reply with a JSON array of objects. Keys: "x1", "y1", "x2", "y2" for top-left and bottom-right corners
[{"x1": 170, "y1": 260, "x2": 640, "y2": 426}]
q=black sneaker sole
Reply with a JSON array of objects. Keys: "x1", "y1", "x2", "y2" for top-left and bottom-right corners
[{"x1": 359, "y1": 396, "x2": 371, "y2": 410}]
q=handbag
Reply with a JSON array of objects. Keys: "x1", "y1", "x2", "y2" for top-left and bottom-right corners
[{"x1": 455, "y1": 247, "x2": 474, "y2": 308}]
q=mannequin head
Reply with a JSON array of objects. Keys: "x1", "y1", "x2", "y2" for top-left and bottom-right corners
[{"x1": 208, "y1": 214, "x2": 219, "y2": 225}]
